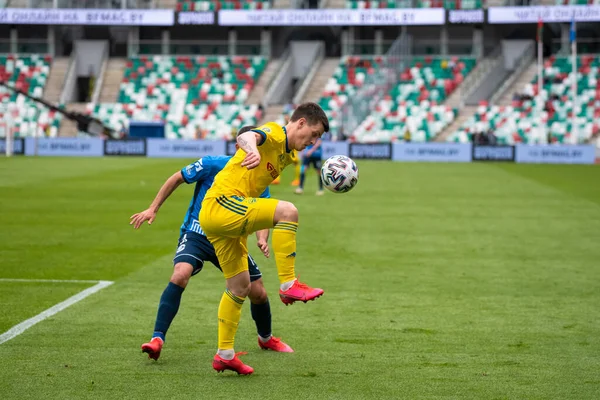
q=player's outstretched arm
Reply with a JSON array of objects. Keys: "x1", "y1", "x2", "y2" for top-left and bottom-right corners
[
  {"x1": 130, "y1": 171, "x2": 185, "y2": 229},
  {"x1": 255, "y1": 229, "x2": 270, "y2": 258},
  {"x1": 237, "y1": 130, "x2": 262, "y2": 169}
]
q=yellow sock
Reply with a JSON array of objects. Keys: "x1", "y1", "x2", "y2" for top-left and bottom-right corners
[
  {"x1": 217, "y1": 289, "x2": 245, "y2": 350},
  {"x1": 272, "y1": 221, "x2": 298, "y2": 283}
]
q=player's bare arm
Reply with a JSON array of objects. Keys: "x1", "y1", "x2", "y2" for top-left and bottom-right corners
[
  {"x1": 130, "y1": 171, "x2": 185, "y2": 229},
  {"x1": 256, "y1": 229, "x2": 270, "y2": 258},
  {"x1": 237, "y1": 130, "x2": 262, "y2": 169}
]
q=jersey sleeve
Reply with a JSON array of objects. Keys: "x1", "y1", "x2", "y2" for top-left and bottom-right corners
[
  {"x1": 251, "y1": 122, "x2": 283, "y2": 147},
  {"x1": 180, "y1": 157, "x2": 213, "y2": 184},
  {"x1": 259, "y1": 186, "x2": 271, "y2": 199}
]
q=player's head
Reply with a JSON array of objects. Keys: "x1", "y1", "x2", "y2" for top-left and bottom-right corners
[
  {"x1": 285, "y1": 102, "x2": 329, "y2": 151},
  {"x1": 235, "y1": 125, "x2": 257, "y2": 150}
]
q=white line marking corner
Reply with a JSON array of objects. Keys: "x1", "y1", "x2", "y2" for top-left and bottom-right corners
[{"x1": 0, "y1": 279, "x2": 114, "y2": 345}]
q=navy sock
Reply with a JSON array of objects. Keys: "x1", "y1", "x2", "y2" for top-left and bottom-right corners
[
  {"x1": 299, "y1": 171, "x2": 306, "y2": 189},
  {"x1": 317, "y1": 171, "x2": 323, "y2": 190},
  {"x1": 251, "y1": 299, "x2": 272, "y2": 339},
  {"x1": 152, "y1": 282, "x2": 185, "y2": 341}
]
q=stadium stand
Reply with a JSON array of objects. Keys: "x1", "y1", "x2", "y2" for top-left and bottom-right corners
[
  {"x1": 90, "y1": 55, "x2": 267, "y2": 139},
  {"x1": 318, "y1": 56, "x2": 475, "y2": 142},
  {"x1": 176, "y1": 0, "x2": 271, "y2": 11},
  {"x1": 448, "y1": 55, "x2": 600, "y2": 145},
  {"x1": 0, "y1": 54, "x2": 61, "y2": 138}
]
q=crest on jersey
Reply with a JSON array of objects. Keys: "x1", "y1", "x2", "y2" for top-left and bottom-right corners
[{"x1": 262, "y1": 127, "x2": 271, "y2": 133}]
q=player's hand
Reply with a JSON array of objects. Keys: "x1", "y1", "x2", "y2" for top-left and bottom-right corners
[
  {"x1": 257, "y1": 239, "x2": 270, "y2": 258},
  {"x1": 129, "y1": 209, "x2": 157, "y2": 229},
  {"x1": 241, "y1": 151, "x2": 261, "y2": 169}
]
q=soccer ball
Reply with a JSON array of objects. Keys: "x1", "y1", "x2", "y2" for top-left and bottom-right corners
[{"x1": 320, "y1": 155, "x2": 359, "y2": 193}]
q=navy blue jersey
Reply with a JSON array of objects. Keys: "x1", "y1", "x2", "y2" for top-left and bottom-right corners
[
  {"x1": 305, "y1": 141, "x2": 322, "y2": 158},
  {"x1": 180, "y1": 155, "x2": 271, "y2": 236}
]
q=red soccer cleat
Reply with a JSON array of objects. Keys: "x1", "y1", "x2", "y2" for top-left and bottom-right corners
[
  {"x1": 213, "y1": 352, "x2": 254, "y2": 375},
  {"x1": 141, "y1": 337, "x2": 163, "y2": 361},
  {"x1": 258, "y1": 336, "x2": 294, "y2": 353},
  {"x1": 279, "y1": 279, "x2": 324, "y2": 305}
]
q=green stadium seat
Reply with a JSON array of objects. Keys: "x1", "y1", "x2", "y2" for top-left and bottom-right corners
[
  {"x1": 317, "y1": 56, "x2": 475, "y2": 142},
  {"x1": 90, "y1": 55, "x2": 267, "y2": 139},
  {"x1": 0, "y1": 54, "x2": 61, "y2": 138},
  {"x1": 449, "y1": 55, "x2": 600, "y2": 144}
]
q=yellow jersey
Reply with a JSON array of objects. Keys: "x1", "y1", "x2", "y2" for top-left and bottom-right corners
[{"x1": 205, "y1": 122, "x2": 297, "y2": 199}]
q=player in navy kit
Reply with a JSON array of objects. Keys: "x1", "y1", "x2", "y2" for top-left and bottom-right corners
[
  {"x1": 130, "y1": 126, "x2": 293, "y2": 361},
  {"x1": 295, "y1": 136, "x2": 324, "y2": 195}
]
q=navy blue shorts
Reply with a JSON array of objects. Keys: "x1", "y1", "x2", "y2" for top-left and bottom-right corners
[
  {"x1": 173, "y1": 231, "x2": 262, "y2": 282},
  {"x1": 302, "y1": 155, "x2": 322, "y2": 170}
]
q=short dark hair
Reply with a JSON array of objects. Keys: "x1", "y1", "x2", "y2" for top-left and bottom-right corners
[
  {"x1": 290, "y1": 102, "x2": 329, "y2": 133},
  {"x1": 237, "y1": 125, "x2": 257, "y2": 136}
]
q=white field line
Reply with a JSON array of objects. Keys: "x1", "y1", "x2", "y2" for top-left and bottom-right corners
[{"x1": 0, "y1": 279, "x2": 114, "y2": 345}]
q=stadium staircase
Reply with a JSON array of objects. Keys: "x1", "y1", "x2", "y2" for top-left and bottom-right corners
[
  {"x1": 161, "y1": 0, "x2": 178, "y2": 8},
  {"x1": 496, "y1": 61, "x2": 538, "y2": 106},
  {"x1": 98, "y1": 58, "x2": 127, "y2": 103},
  {"x1": 246, "y1": 59, "x2": 281, "y2": 106},
  {"x1": 434, "y1": 105, "x2": 477, "y2": 142},
  {"x1": 262, "y1": 104, "x2": 286, "y2": 124},
  {"x1": 274, "y1": 0, "x2": 293, "y2": 7},
  {"x1": 434, "y1": 56, "x2": 498, "y2": 142},
  {"x1": 59, "y1": 103, "x2": 87, "y2": 137},
  {"x1": 300, "y1": 58, "x2": 342, "y2": 103},
  {"x1": 44, "y1": 57, "x2": 70, "y2": 104}
]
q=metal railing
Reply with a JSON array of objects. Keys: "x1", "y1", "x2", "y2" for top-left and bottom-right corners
[
  {"x1": 340, "y1": 33, "x2": 411, "y2": 138},
  {"x1": 60, "y1": 50, "x2": 77, "y2": 104},
  {"x1": 263, "y1": 48, "x2": 292, "y2": 108},
  {"x1": 490, "y1": 41, "x2": 535, "y2": 104},
  {"x1": 91, "y1": 45, "x2": 109, "y2": 105},
  {"x1": 458, "y1": 47, "x2": 503, "y2": 107}
]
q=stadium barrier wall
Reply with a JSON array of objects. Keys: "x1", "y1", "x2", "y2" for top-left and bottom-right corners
[
  {"x1": 0, "y1": 137, "x2": 25, "y2": 155},
  {"x1": 392, "y1": 142, "x2": 472, "y2": 163},
  {"x1": 1, "y1": 138, "x2": 597, "y2": 164},
  {"x1": 514, "y1": 144, "x2": 596, "y2": 164},
  {"x1": 472, "y1": 145, "x2": 515, "y2": 162}
]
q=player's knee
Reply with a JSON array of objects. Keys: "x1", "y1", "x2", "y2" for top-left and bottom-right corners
[
  {"x1": 227, "y1": 274, "x2": 251, "y2": 298},
  {"x1": 249, "y1": 281, "x2": 268, "y2": 304},
  {"x1": 171, "y1": 263, "x2": 193, "y2": 288},
  {"x1": 274, "y1": 201, "x2": 298, "y2": 223}
]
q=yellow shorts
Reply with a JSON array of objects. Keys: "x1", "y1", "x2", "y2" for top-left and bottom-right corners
[{"x1": 199, "y1": 195, "x2": 279, "y2": 279}]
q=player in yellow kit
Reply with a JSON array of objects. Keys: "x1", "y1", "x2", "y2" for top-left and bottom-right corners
[{"x1": 199, "y1": 102, "x2": 329, "y2": 375}]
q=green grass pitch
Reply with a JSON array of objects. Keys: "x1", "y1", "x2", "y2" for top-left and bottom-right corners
[{"x1": 0, "y1": 156, "x2": 599, "y2": 399}]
